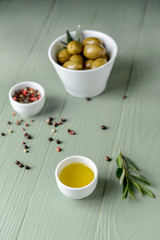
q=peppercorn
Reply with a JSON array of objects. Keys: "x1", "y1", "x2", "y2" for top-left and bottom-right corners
[
  {"x1": 1, "y1": 133, "x2": 5, "y2": 136},
  {"x1": 24, "y1": 145, "x2": 29, "y2": 149},
  {"x1": 61, "y1": 118, "x2": 66, "y2": 122},
  {"x1": 16, "y1": 121, "x2": 20, "y2": 125},
  {"x1": 27, "y1": 135, "x2": 32, "y2": 139},
  {"x1": 7, "y1": 121, "x2": 11, "y2": 125},
  {"x1": 56, "y1": 140, "x2": 61, "y2": 144},
  {"x1": 86, "y1": 97, "x2": 91, "y2": 101},
  {"x1": 25, "y1": 123, "x2": 29, "y2": 127},
  {"x1": 22, "y1": 141, "x2": 25, "y2": 145},
  {"x1": 53, "y1": 122, "x2": 58, "y2": 127},
  {"x1": 101, "y1": 125, "x2": 107, "y2": 130},
  {"x1": 24, "y1": 133, "x2": 28, "y2": 137},
  {"x1": 52, "y1": 129, "x2": 56, "y2": 133},
  {"x1": 57, "y1": 147, "x2": 61, "y2": 152},
  {"x1": 25, "y1": 165, "x2": 30, "y2": 170},
  {"x1": 15, "y1": 161, "x2": 20, "y2": 165},
  {"x1": 105, "y1": 156, "x2": 111, "y2": 161},
  {"x1": 122, "y1": 95, "x2": 127, "y2": 99},
  {"x1": 8, "y1": 129, "x2": 13, "y2": 133},
  {"x1": 46, "y1": 119, "x2": 51, "y2": 125},
  {"x1": 58, "y1": 121, "x2": 62, "y2": 125},
  {"x1": 67, "y1": 129, "x2": 71, "y2": 133},
  {"x1": 48, "y1": 137, "x2": 53, "y2": 142},
  {"x1": 24, "y1": 149, "x2": 28, "y2": 153},
  {"x1": 19, "y1": 163, "x2": 24, "y2": 168}
]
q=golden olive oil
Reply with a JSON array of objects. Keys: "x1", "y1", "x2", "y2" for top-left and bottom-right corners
[{"x1": 59, "y1": 163, "x2": 94, "y2": 188}]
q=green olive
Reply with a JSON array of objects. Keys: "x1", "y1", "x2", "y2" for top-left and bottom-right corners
[
  {"x1": 84, "y1": 59, "x2": 94, "y2": 69},
  {"x1": 82, "y1": 37, "x2": 102, "y2": 45},
  {"x1": 83, "y1": 44, "x2": 106, "y2": 59},
  {"x1": 69, "y1": 55, "x2": 84, "y2": 65},
  {"x1": 63, "y1": 61, "x2": 83, "y2": 70},
  {"x1": 67, "y1": 41, "x2": 83, "y2": 55},
  {"x1": 91, "y1": 58, "x2": 107, "y2": 69},
  {"x1": 57, "y1": 49, "x2": 71, "y2": 64}
]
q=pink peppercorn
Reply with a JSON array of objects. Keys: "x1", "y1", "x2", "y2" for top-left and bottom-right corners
[
  {"x1": 57, "y1": 147, "x2": 61, "y2": 152},
  {"x1": 12, "y1": 112, "x2": 16, "y2": 116},
  {"x1": 25, "y1": 123, "x2": 29, "y2": 127}
]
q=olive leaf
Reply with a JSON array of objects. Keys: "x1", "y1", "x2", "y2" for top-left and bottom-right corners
[
  {"x1": 60, "y1": 40, "x2": 67, "y2": 46},
  {"x1": 128, "y1": 174, "x2": 151, "y2": 186},
  {"x1": 128, "y1": 181, "x2": 135, "y2": 200},
  {"x1": 116, "y1": 168, "x2": 123, "y2": 179},
  {"x1": 122, "y1": 179, "x2": 129, "y2": 200},
  {"x1": 133, "y1": 180, "x2": 154, "y2": 198},
  {"x1": 66, "y1": 29, "x2": 73, "y2": 43},
  {"x1": 115, "y1": 150, "x2": 154, "y2": 200}
]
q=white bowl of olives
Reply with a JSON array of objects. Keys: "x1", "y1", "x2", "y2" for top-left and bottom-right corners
[{"x1": 48, "y1": 29, "x2": 118, "y2": 98}]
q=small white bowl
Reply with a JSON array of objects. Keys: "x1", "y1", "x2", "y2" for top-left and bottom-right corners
[
  {"x1": 48, "y1": 30, "x2": 118, "y2": 98},
  {"x1": 55, "y1": 155, "x2": 98, "y2": 199},
  {"x1": 9, "y1": 81, "x2": 45, "y2": 117}
]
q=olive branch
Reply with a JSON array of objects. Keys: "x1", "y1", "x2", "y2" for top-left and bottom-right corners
[{"x1": 116, "y1": 150, "x2": 154, "y2": 200}]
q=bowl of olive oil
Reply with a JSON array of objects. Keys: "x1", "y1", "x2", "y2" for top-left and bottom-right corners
[{"x1": 55, "y1": 156, "x2": 98, "y2": 199}]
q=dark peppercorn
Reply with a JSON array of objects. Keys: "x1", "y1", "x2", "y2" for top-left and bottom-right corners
[
  {"x1": 67, "y1": 129, "x2": 71, "y2": 133},
  {"x1": 58, "y1": 121, "x2": 62, "y2": 125},
  {"x1": 25, "y1": 123, "x2": 29, "y2": 127},
  {"x1": 1, "y1": 133, "x2": 5, "y2": 136},
  {"x1": 19, "y1": 163, "x2": 24, "y2": 168},
  {"x1": 7, "y1": 121, "x2": 11, "y2": 125},
  {"x1": 25, "y1": 165, "x2": 30, "y2": 170},
  {"x1": 49, "y1": 117, "x2": 53, "y2": 121},
  {"x1": 27, "y1": 135, "x2": 32, "y2": 139},
  {"x1": 86, "y1": 97, "x2": 91, "y2": 101},
  {"x1": 22, "y1": 128, "x2": 25, "y2": 131},
  {"x1": 48, "y1": 137, "x2": 53, "y2": 142},
  {"x1": 122, "y1": 95, "x2": 127, "y2": 99},
  {"x1": 24, "y1": 133, "x2": 28, "y2": 137},
  {"x1": 24, "y1": 145, "x2": 29, "y2": 149},
  {"x1": 22, "y1": 141, "x2": 25, "y2": 145},
  {"x1": 101, "y1": 125, "x2": 107, "y2": 130},
  {"x1": 15, "y1": 161, "x2": 20, "y2": 165},
  {"x1": 105, "y1": 156, "x2": 111, "y2": 161},
  {"x1": 53, "y1": 122, "x2": 58, "y2": 127},
  {"x1": 61, "y1": 118, "x2": 66, "y2": 122},
  {"x1": 56, "y1": 140, "x2": 61, "y2": 144}
]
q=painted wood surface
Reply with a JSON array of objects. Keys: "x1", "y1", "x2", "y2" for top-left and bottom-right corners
[{"x1": 0, "y1": 0, "x2": 160, "y2": 239}]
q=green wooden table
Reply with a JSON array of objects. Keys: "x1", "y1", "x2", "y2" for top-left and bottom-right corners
[{"x1": 0, "y1": 0, "x2": 160, "y2": 239}]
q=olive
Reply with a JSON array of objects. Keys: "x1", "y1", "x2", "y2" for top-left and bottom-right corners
[
  {"x1": 82, "y1": 37, "x2": 102, "y2": 45},
  {"x1": 63, "y1": 61, "x2": 83, "y2": 70},
  {"x1": 67, "y1": 41, "x2": 83, "y2": 55},
  {"x1": 91, "y1": 58, "x2": 107, "y2": 69},
  {"x1": 84, "y1": 59, "x2": 94, "y2": 69},
  {"x1": 57, "y1": 49, "x2": 71, "y2": 64},
  {"x1": 83, "y1": 44, "x2": 106, "y2": 59},
  {"x1": 69, "y1": 55, "x2": 84, "y2": 65}
]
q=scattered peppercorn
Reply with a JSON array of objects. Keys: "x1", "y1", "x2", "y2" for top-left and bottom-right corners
[
  {"x1": 22, "y1": 128, "x2": 25, "y2": 131},
  {"x1": 56, "y1": 140, "x2": 61, "y2": 144},
  {"x1": 24, "y1": 145, "x2": 29, "y2": 149},
  {"x1": 25, "y1": 165, "x2": 30, "y2": 170},
  {"x1": 67, "y1": 128, "x2": 71, "y2": 133},
  {"x1": 22, "y1": 141, "x2": 25, "y2": 145},
  {"x1": 15, "y1": 161, "x2": 20, "y2": 165},
  {"x1": 27, "y1": 135, "x2": 32, "y2": 139},
  {"x1": 58, "y1": 121, "x2": 62, "y2": 125},
  {"x1": 30, "y1": 119, "x2": 34, "y2": 122},
  {"x1": 57, "y1": 147, "x2": 61, "y2": 152},
  {"x1": 61, "y1": 118, "x2": 66, "y2": 122},
  {"x1": 101, "y1": 125, "x2": 107, "y2": 130},
  {"x1": 46, "y1": 119, "x2": 51, "y2": 125},
  {"x1": 122, "y1": 95, "x2": 127, "y2": 99},
  {"x1": 53, "y1": 122, "x2": 58, "y2": 127},
  {"x1": 12, "y1": 113, "x2": 16, "y2": 116},
  {"x1": 19, "y1": 118, "x2": 23, "y2": 122},
  {"x1": 24, "y1": 149, "x2": 28, "y2": 153},
  {"x1": 24, "y1": 133, "x2": 28, "y2": 137},
  {"x1": 8, "y1": 129, "x2": 13, "y2": 133},
  {"x1": 7, "y1": 121, "x2": 11, "y2": 125},
  {"x1": 48, "y1": 137, "x2": 53, "y2": 142},
  {"x1": 16, "y1": 120, "x2": 20, "y2": 125},
  {"x1": 70, "y1": 131, "x2": 75, "y2": 135},
  {"x1": 86, "y1": 97, "x2": 91, "y2": 101},
  {"x1": 25, "y1": 123, "x2": 29, "y2": 127},
  {"x1": 19, "y1": 163, "x2": 24, "y2": 168},
  {"x1": 52, "y1": 129, "x2": 56, "y2": 133},
  {"x1": 105, "y1": 156, "x2": 111, "y2": 161},
  {"x1": 1, "y1": 133, "x2": 5, "y2": 136}
]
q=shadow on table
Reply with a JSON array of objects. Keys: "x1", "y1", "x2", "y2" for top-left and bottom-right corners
[
  {"x1": 38, "y1": 96, "x2": 65, "y2": 116},
  {"x1": 87, "y1": 177, "x2": 118, "y2": 200}
]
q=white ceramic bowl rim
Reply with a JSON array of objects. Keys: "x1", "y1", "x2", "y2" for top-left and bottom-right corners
[
  {"x1": 48, "y1": 30, "x2": 118, "y2": 73},
  {"x1": 9, "y1": 81, "x2": 45, "y2": 106},
  {"x1": 55, "y1": 155, "x2": 98, "y2": 191}
]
